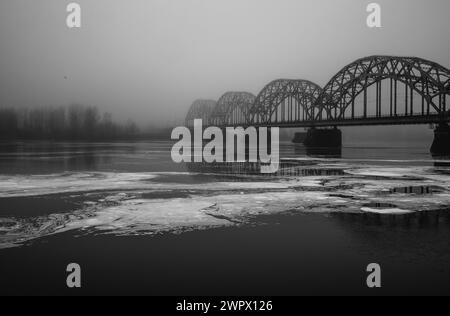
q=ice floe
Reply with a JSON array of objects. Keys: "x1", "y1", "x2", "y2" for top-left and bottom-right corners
[
  {"x1": 0, "y1": 162, "x2": 449, "y2": 249},
  {"x1": 361, "y1": 207, "x2": 413, "y2": 215}
]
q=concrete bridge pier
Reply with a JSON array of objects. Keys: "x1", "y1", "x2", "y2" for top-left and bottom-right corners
[
  {"x1": 431, "y1": 123, "x2": 450, "y2": 155},
  {"x1": 304, "y1": 127, "x2": 342, "y2": 148}
]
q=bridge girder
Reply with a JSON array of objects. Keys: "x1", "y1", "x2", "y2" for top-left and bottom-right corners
[
  {"x1": 210, "y1": 92, "x2": 256, "y2": 126},
  {"x1": 186, "y1": 56, "x2": 450, "y2": 127},
  {"x1": 249, "y1": 79, "x2": 323, "y2": 124},
  {"x1": 317, "y1": 56, "x2": 450, "y2": 120}
]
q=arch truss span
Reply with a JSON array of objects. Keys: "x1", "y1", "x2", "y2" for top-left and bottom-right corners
[
  {"x1": 249, "y1": 79, "x2": 323, "y2": 125},
  {"x1": 210, "y1": 92, "x2": 256, "y2": 126},
  {"x1": 317, "y1": 56, "x2": 450, "y2": 121},
  {"x1": 185, "y1": 99, "x2": 216, "y2": 128}
]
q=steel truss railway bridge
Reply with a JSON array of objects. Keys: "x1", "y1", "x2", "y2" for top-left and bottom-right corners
[{"x1": 185, "y1": 56, "x2": 450, "y2": 154}]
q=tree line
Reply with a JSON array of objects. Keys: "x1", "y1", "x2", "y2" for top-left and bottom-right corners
[{"x1": 0, "y1": 105, "x2": 143, "y2": 141}]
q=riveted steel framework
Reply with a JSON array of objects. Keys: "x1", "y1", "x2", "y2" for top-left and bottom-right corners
[
  {"x1": 186, "y1": 56, "x2": 450, "y2": 128},
  {"x1": 210, "y1": 92, "x2": 256, "y2": 126},
  {"x1": 249, "y1": 79, "x2": 323, "y2": 124},
  {"x1": 317, "y1": 56, "x2": 450, "y2": 121}
]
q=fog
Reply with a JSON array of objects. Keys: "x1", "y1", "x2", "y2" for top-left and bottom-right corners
[{"x1": 0, "y1": 0, "x2": 449, "y2": 141}]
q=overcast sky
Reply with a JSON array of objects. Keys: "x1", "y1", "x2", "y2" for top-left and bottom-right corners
[{"x1": 0, "y1": 0, "x2": 449, "y2": 128}]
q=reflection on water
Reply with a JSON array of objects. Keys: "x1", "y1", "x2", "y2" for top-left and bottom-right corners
[
  {"x1": 0, "y1": 142, "x2": 150, "y2": 174},
  {"x1": 1, "y1": 141, "x2": 449, "y2": 175},
  {"x1": 294, "y1": 145, "x2": 342, "y2": 158},
  {"x1": 432, "y1": 153, "x2": 450, "y2": 166},
  {"x1": 185, "y1": 161, "x2": 345, "y2": 177},
  {"x1": 0, "y1": 142, "x2": 126, "y2": 173}
]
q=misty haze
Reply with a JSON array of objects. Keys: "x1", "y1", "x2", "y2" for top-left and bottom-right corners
[
  {"x1": 1, "y1": 0, "x2": 450, "y2": 297},
  {"x1": 0, "y1": 0, "x2": 449, "y2": 143}
]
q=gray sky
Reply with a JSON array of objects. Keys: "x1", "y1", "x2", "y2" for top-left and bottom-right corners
[{"x1": 0, "y1": 0, "x2": 449, "y2": 128}]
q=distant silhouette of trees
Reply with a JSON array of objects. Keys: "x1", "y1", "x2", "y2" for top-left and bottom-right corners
[
  {"x1": 0, "y1": 108, "x2": 18, "y2": 139},
  {"x1": 0, "y1": 104, "x2": 147, "y2": 141}
]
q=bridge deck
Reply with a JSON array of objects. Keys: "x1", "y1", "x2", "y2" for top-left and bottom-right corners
[{"x1": 215, "y1": 113, "x2": 450, "y2": 128}]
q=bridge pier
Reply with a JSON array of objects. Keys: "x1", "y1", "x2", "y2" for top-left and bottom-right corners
[
  {"x1": 431, "y1": 123, "x2": 450, "y2": 155},
  {"x1": 304, "y1": 127, "x2": 342, "y2": 148}
]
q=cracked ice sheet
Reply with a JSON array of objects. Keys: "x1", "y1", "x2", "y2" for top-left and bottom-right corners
[
  {"x1": 63, "y1": 191, "x2": 335, "y2": 234},
  {"x1": 3, "y1": 179, "x2": 450, "y2": 250},
  {"x1": 0, "y1": 172, "x2": 160, "y2": 198},
  {"x1": 344, "y1": 166, "x2": 449, "y2": 182},
  {"x1": 360, "y1": 207, "x2": 413, "y2": 215},
  {"x1": 1, "y1": 164, "x2": 450, "y2": 249},
  {"x1": 0, "y1": 171, "x2": 321, "y2": 198},
  {"x1": 0, "y1": 190, "x2": 340, "y2": 249}
]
